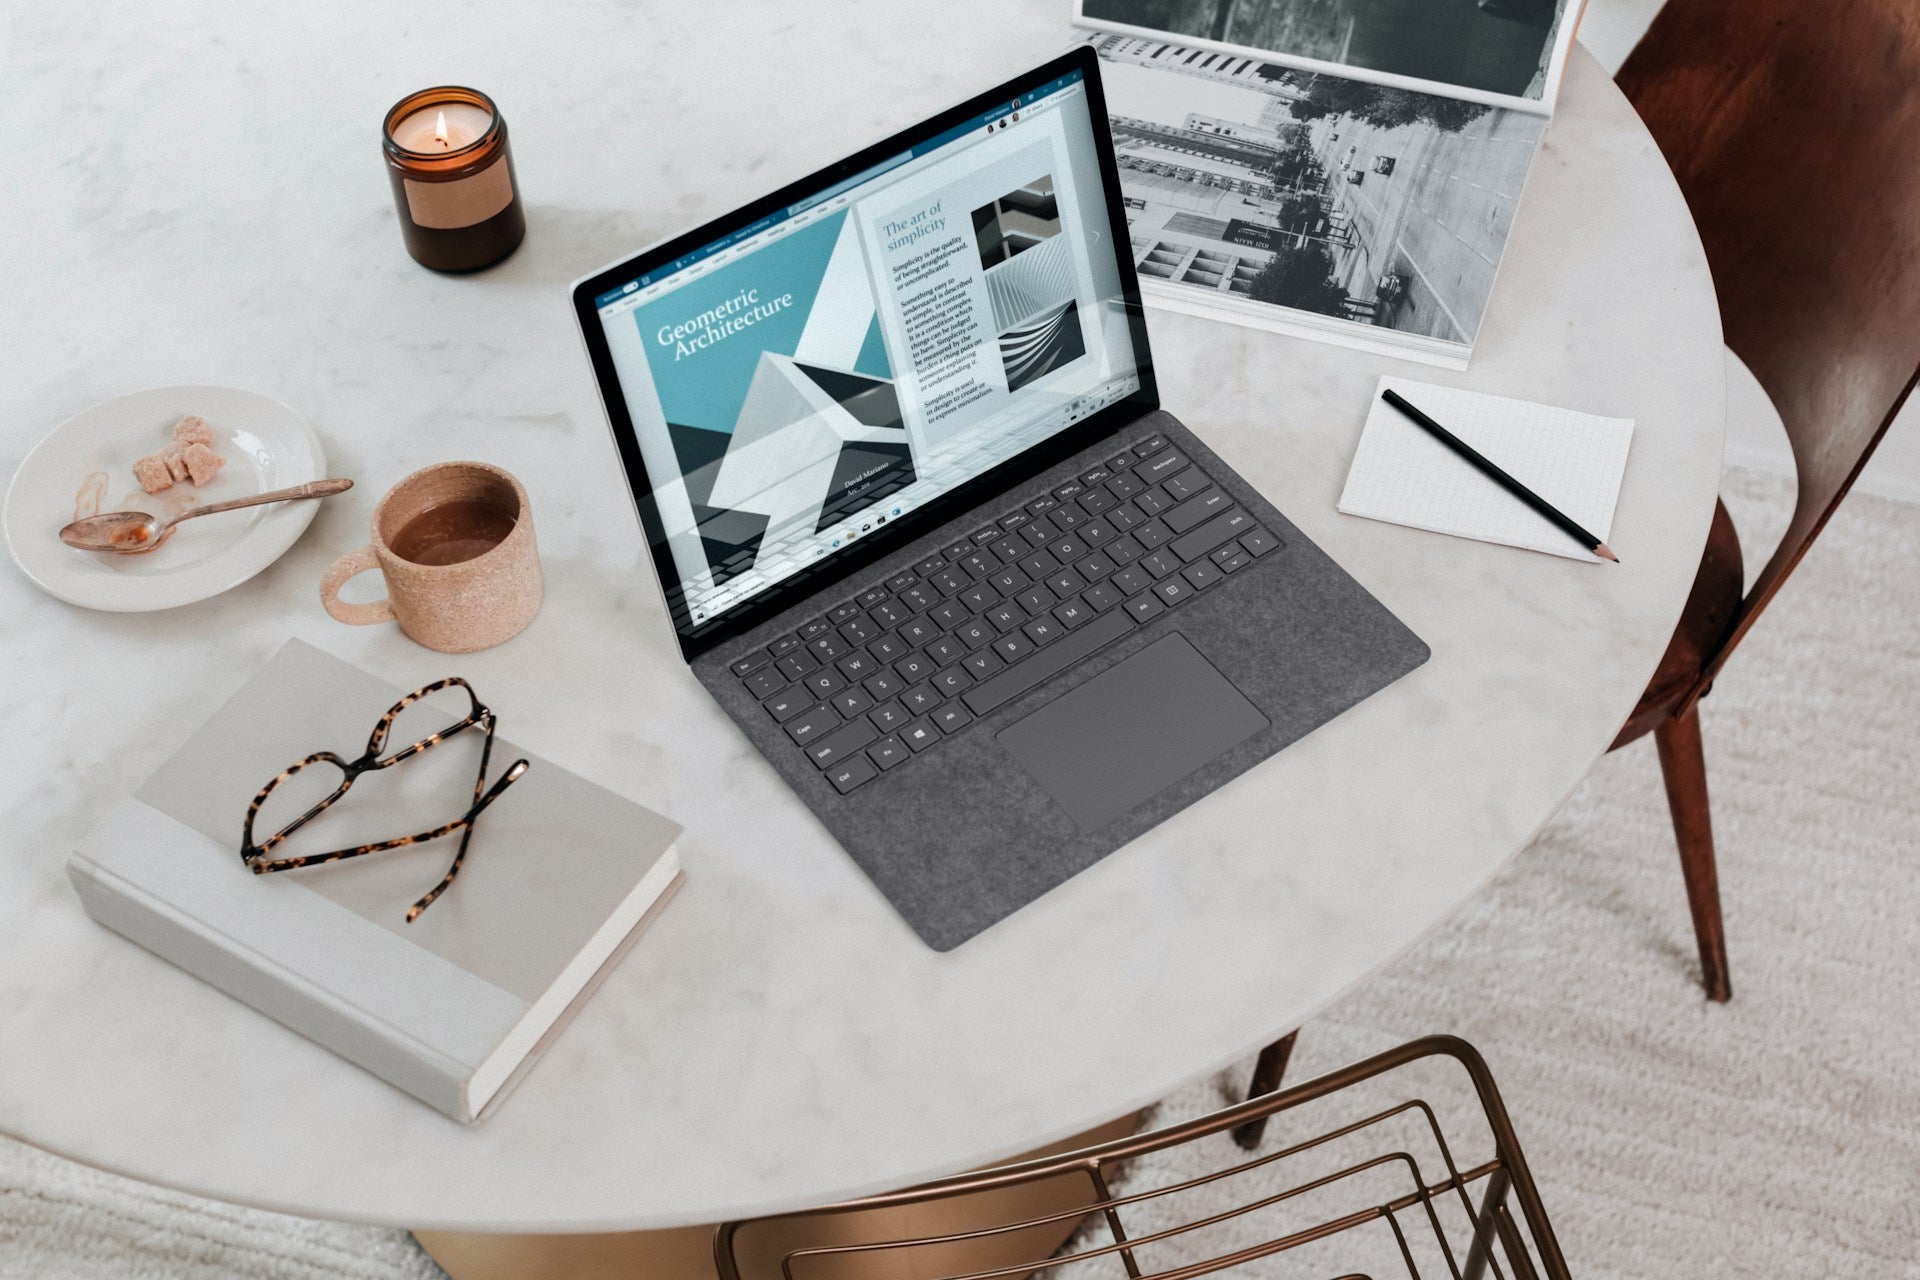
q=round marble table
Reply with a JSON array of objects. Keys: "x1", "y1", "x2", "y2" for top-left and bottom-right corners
[{"x1": 0, "y1": 0, "x2": 1723, "y2": 1252}]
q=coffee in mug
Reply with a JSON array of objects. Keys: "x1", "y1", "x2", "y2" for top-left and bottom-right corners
[{"x1": 321, "y1": 461, "x2": 541, "y2": 653}]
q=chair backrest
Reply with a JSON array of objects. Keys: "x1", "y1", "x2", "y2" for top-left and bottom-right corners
[
  {"x1": 1617, "y1": 2, "x2": 1920, "y2": 689},
  {"x1": 714, "y1": 1036, "x2": 1569, "y2": 1280}
]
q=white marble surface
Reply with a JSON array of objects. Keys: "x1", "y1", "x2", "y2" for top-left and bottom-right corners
[{"x1": 0, "y1": 2, "x2": 1723, "y2": 1233}]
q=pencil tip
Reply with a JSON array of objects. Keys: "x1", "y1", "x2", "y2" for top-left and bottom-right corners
[{"x1": 1596, "y1": 543, "x2": 1620, "y2": 563}]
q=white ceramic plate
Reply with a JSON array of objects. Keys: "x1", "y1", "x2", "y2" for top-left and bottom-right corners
[{"x1": 3, "y1": 386, "x2": 327, "y2": 612}]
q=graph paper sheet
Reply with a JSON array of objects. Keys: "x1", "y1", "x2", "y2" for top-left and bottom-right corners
[{"x1": 1338, "y1": 377, "x2": 1635, "y2": 562}]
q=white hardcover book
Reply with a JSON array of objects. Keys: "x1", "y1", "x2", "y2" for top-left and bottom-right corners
[{"x1": 68, "y1": 639, "x2": 683, "y2": 1124}]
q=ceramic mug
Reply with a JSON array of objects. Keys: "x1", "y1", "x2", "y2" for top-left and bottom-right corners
[{"x1": 320, "y1": 461, "x2": 542, "y2": 653}]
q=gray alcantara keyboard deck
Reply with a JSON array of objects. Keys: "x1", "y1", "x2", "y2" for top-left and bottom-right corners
[{"x1": 725, "y1": 430, "x2": 1282, "y2": 795}]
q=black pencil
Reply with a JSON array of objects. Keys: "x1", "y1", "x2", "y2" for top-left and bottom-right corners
[{"x1": 1380, "y1": 388, "x2": 1619, "y2": 563}]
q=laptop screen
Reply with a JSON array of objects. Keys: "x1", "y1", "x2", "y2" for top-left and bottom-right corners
[{"x1": 585, "y1": 61, "x2": 1148, "y2": 644}]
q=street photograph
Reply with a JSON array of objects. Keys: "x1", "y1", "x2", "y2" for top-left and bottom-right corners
[
  {"x1": 1094, "y1": 33, "x2": 1546, "y2": 354},
  {"x1": 1082, "y1": 0, "x2": 1577, "y2": 98}
]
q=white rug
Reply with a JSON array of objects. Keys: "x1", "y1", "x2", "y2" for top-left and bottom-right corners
[{"x1": 5, "y1": 466, "x2": 1917, "y2": 1279}]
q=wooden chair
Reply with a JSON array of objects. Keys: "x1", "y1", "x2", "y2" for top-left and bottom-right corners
[
  {"x1": 716, "y1": 1036, "x2": 1571, "y2": 1280},
  {"x1": 1233, "y1": 2, "x2": 1920, "y2": 1129}
]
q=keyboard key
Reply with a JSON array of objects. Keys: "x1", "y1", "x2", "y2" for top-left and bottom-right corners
[
  {"x1": 1125, "y1": 592, "x2": 1166, "y2": 622},
  {"x1": 1163, "y1": 471, "x2": 1211, "y2": 502},
  {"x1": 1048, "y1": 535, "x2": 1087, "y2": 563},
  {"x1": 933, "y1": 703, "x2": 974, "y2": 734},
  {"x1": 959, "y1": 551, "x2": 996, "y2": 578},
  {"x1": 869, "y1": 701, "x2": 912, "y2": 732},
  {"x1": 785, "y1": 704, "x2": 841, "y2": 746},
  {"x1": 900, "y1": 583, "x2": 938, "y2": 612},
  {"x1": 775, "y1": 651, "x2": 817, "y2": 681},
  {"x1": 1182, "y1": 560, "x2": 1224, "y2": 591},
  {"x1": 1215, "y1": 547, "x2": 1254, "y2": 573},
  {"x1": 1026, "y1": 495, "x2": 1059, "y2": 517},
  {"x1": 731, "y1": 651, "x2": 771, "y2": 677},
  {"x1": 912, "y1": 554, "x2": 946, "y2": 575},
  {"x1": 895, "y1": 652, "x2": 937, "y2": 683},
  {"x1": 799, "y1": 617, "x2": 833, "y2": 641},
  {"x1": 1078, "y1": 551, "x2": 1116, "y2": 581},
  {"x1": 999, "y1": 510, "x2": 1032, "y2": 530},
  {"x1": 993, "y1": 632, "x2": 1035, "y2": 662},
  {"x1": 831, "y1": 687, "x2": 875, "y2": 717},
  {"x1": 959, "y1": 582, "x2": 1000, "y2": 613},
  {"x1": 764, "y1": 686, "x2": 813, "y2": 722},
  {"x1": 926, "y1": 636, "x2": 968, "y2": 666},
  {"x1": 956, "y1": 618, "x2": 995, "y2": 647},
  {"x1": 1136, "y1": 449, "x2": 1190, "y2": 483},
  {"x1": 900, "y1": 718, "x2": 941, "y2": 752},
  {"x1": 1053, "y1": 599, "x2": 1094, "y2": 629},
  {"x1": 809, "y1": 632, "x2": 849, "y2": 661},
  {"x1": 863, "y1": 671, "x2": 904, "y2": 700},
  {"x1": 1106, "y1": 533, "x2": 1144, "y2": 564},
  {"x1": 1139, "y1": 550, "x2": 1179, "y2": 579},
  {"x1": 745, "y1": 668, "x2": 785, "y2": 699},
  {"x1": 1153, "y1": 577, "x2": 1194, "y2": 605},
  {"x1": 964, "y1": 606, "x2": 1136, "y2": 715},
  {"x1": 1170, "y1": 508, "x2": 1257, "y2": 563},
  {"x1": 1106, "y1": 472, "x2": 1144, "y2": 500},
  {"x1": 827, "y1": 755, "x2": 878, "y2": 794},
  {"x1": 943, "y1": 541, "x2": 974, "y2": 561},
  {"x1": 1082, "y1": 581, "x2": 1125, "y2": 612},
  {"x1": 1107, "y1": 504, "x2": 1143, "y2": 532},
  {"x1": 1016, "y1": 585, "x2": 1056, "y2": 613},
  {"x1": 1080, "y1": 518, "x2": 1115, "y2": 547},
  {"x1": 806, "y1": 717, "x2": 877, "y2": 769},
  {"x1": 830, "y1": 601, "x2": 862, "y2": 624},
  {"x1": 986, "y1": 602, "x2": 1026, "y2": 631},
  {"x1": 1079, "y1": 464, "x2": 1113, "y2": 486},
  {"x1": 933, "y1": 666, "x2": 974, "y2": 696},
  {"x1": 1134, "y1": 489, "x2": 1172, "y2": 517},
  {"x1": 1078, "y1": 488, "x2": 1117, "y2": 515},
  {"x1": 971, "y1": 526, "x2": 999, "y2": 546},
  {"x1": 1241, "y1": 525, "x2": 1281, "y2": 556},
  {"x1": 1052, "y1": 479, "x2": 1085, "y2": 502},
  {"x1": 1111, "y1": 565, "x2": 1155, "y2": 596},
  {"x1": 1023, "y1": 616, "x2": 1064, "y2": 646},
  {"x1": 769, "y1": 635, "x2": 802, "y2": 658},
  {"x1": 886, "y1": 571, "x2": 919, "y2": 592},
  {"x1": 899, "y1": 683, "x2": 942, "y2": 715},
  {"x1": 1019, "y1": 522, "x2": 1053, "y2": 547},
  {"x1": 1133, "y1": 433, "x2": 1169, "y2": 457},
  {"x1": 857, "y1": 585, "x2": 890, "y2": 608},
  {"x1": 1046, "y1": 568, "x2": 1087, "y2": 596},
  {"x1": 839, "y1": 617, "x2": 876, "y2": 645},
  {"x1": 836, "y1": 652, "x2": 877, "y2": 681},
  {"x1": 987, "y1": 566, "x2": 1027, "y2": 594},
  {"x1": 930, "y1": 600, "x2": 970, "y2": 630},
  {"x1": 961, "y1": 648, "x2": 1004, "y2": 678},
  {"x1": 1104, "y1": 453, "x2": 1134, "y2": 473},
  {"x1": 1019, "y1": 549, "x2": 1060, "y2": 579},
  {"x1": 931, "y1": 567, "x2": 970, "y2": 595},
  {"x1": 899, "y1": 619, "x2": 939, "y2": 648},
  {"x1": 868, "y1": 736, "x2": 910, "y2": 770},
  {"x1": 1134, "y1": 519, "x2": 1172, "y2": 550},
  {"x1": 1050, "y1": 504, "x2": 1087, "y2": 531},
  {"x1": 990, "y1": 536, "x2": 1026, "y2": 564},
  {"x1": 1164, "y1": 488, "x2": 1233, "y2": 535},
  {"x1": 869, "y1": 634, "x2": 909, "y2": 664},
  {"x1": 804, "y1": 668, "x2": 848, "y2": 697},
  {"x1": 868, "y1": 601, "x2": 907, "y2": 629}
]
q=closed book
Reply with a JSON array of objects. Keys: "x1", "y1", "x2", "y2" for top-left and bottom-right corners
[{"x1": 68, "y1": 639, "x2": 682, "y2": 1124}]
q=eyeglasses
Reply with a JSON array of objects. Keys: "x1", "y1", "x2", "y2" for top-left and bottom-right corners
[{"x1": 239, "y1": 677, "x2": 529, "y2": 922}]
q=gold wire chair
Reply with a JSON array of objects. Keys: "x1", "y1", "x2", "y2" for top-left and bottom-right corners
[{"x1": 715, "y1": 1036, "x2": 1570, "y2": 1280}]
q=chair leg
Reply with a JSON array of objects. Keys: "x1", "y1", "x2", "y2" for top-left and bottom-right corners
[
  {"x1": 1232, "y1": 1030, "x2": 1297, "y2": 1149},
  {"x1": 1653, "y1": 703, "x2": 1731, "y2": 1002}
]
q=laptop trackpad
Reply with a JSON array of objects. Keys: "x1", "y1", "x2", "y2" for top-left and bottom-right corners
[{"x1": 997, "y1": 633, "x2": 1270, "y2": 833}]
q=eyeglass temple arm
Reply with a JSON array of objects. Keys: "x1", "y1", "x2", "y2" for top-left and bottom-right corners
[{"x1": 404, "y1": 758, "x2": 530, "y2": 923}]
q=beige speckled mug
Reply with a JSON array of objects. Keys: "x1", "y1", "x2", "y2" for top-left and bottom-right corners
[{"x1": 321, "y1": 461, "x2": 542, "y2": 653}]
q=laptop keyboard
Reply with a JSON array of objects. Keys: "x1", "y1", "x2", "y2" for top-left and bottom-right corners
[{"x1": 726, "y1": 434, "x2": 1283, "y2": 795}]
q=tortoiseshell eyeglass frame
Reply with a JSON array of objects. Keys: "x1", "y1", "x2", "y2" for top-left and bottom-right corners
[{"x1": 239, "y1": 677, "x2": 530, "y2": 923}]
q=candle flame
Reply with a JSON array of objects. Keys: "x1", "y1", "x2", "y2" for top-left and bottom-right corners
[{"x1": 434, "y1": 110, "x2": 448, "y2": 146}]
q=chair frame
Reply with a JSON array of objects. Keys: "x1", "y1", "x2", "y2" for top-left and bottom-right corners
[{"x1": 715, "y1": 1035, "x2": 1570, "y2": 1280}]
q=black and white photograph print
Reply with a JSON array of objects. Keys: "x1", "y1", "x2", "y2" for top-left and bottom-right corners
[
  {"x1": 1000, "y1": 300, "x2": 1088, "y2": 391},
  {"x1": 971, "y1": 175, "x2": 1063, "y2": 269},
  {"x1": 1091, "y1": 33, "x2": 1547, "y2": 353},
  {"x1": 1079, "y1": 0, "x2": 1578, "y2": 100}
]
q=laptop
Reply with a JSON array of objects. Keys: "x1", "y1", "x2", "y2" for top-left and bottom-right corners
[{"x1": 572, "y1": 46, "x2": 1428, "y2": 951}]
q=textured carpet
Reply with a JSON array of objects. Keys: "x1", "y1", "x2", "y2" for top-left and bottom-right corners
[{"x1": 4, "y1": 466, "x2": 1917, "y2": 1279}]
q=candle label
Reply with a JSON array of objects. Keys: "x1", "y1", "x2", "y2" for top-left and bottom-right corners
[{"x1": 403, "y1": 160, "x2": 514, "y2": 230}]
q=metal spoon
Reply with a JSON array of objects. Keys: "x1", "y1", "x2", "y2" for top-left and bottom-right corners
[{"x1": 60, "y1": 478, "x2": 354, "y2": 553}]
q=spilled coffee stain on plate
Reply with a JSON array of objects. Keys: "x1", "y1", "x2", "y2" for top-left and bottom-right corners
[{"x1": 73, "y1": 471, "x2": 108, "y2": 522}]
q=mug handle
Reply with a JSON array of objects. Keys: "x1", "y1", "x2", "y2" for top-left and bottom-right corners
[{"x1": 320, "y1": 545, "x2": 395, "y2": 625}]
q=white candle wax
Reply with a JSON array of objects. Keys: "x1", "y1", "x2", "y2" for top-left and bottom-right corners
[{"x1": 389, "y1": 101, "x2": 493, "y2": 153}]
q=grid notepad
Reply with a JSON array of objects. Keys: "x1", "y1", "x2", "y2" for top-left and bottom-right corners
[{"x1": 1338, "y1": 377, "x2": 1635, "y2": 562}]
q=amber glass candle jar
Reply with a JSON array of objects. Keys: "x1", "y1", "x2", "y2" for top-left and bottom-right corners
[{"x1": 382, "y1": 86, "x2": 526, "y2": 272}]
